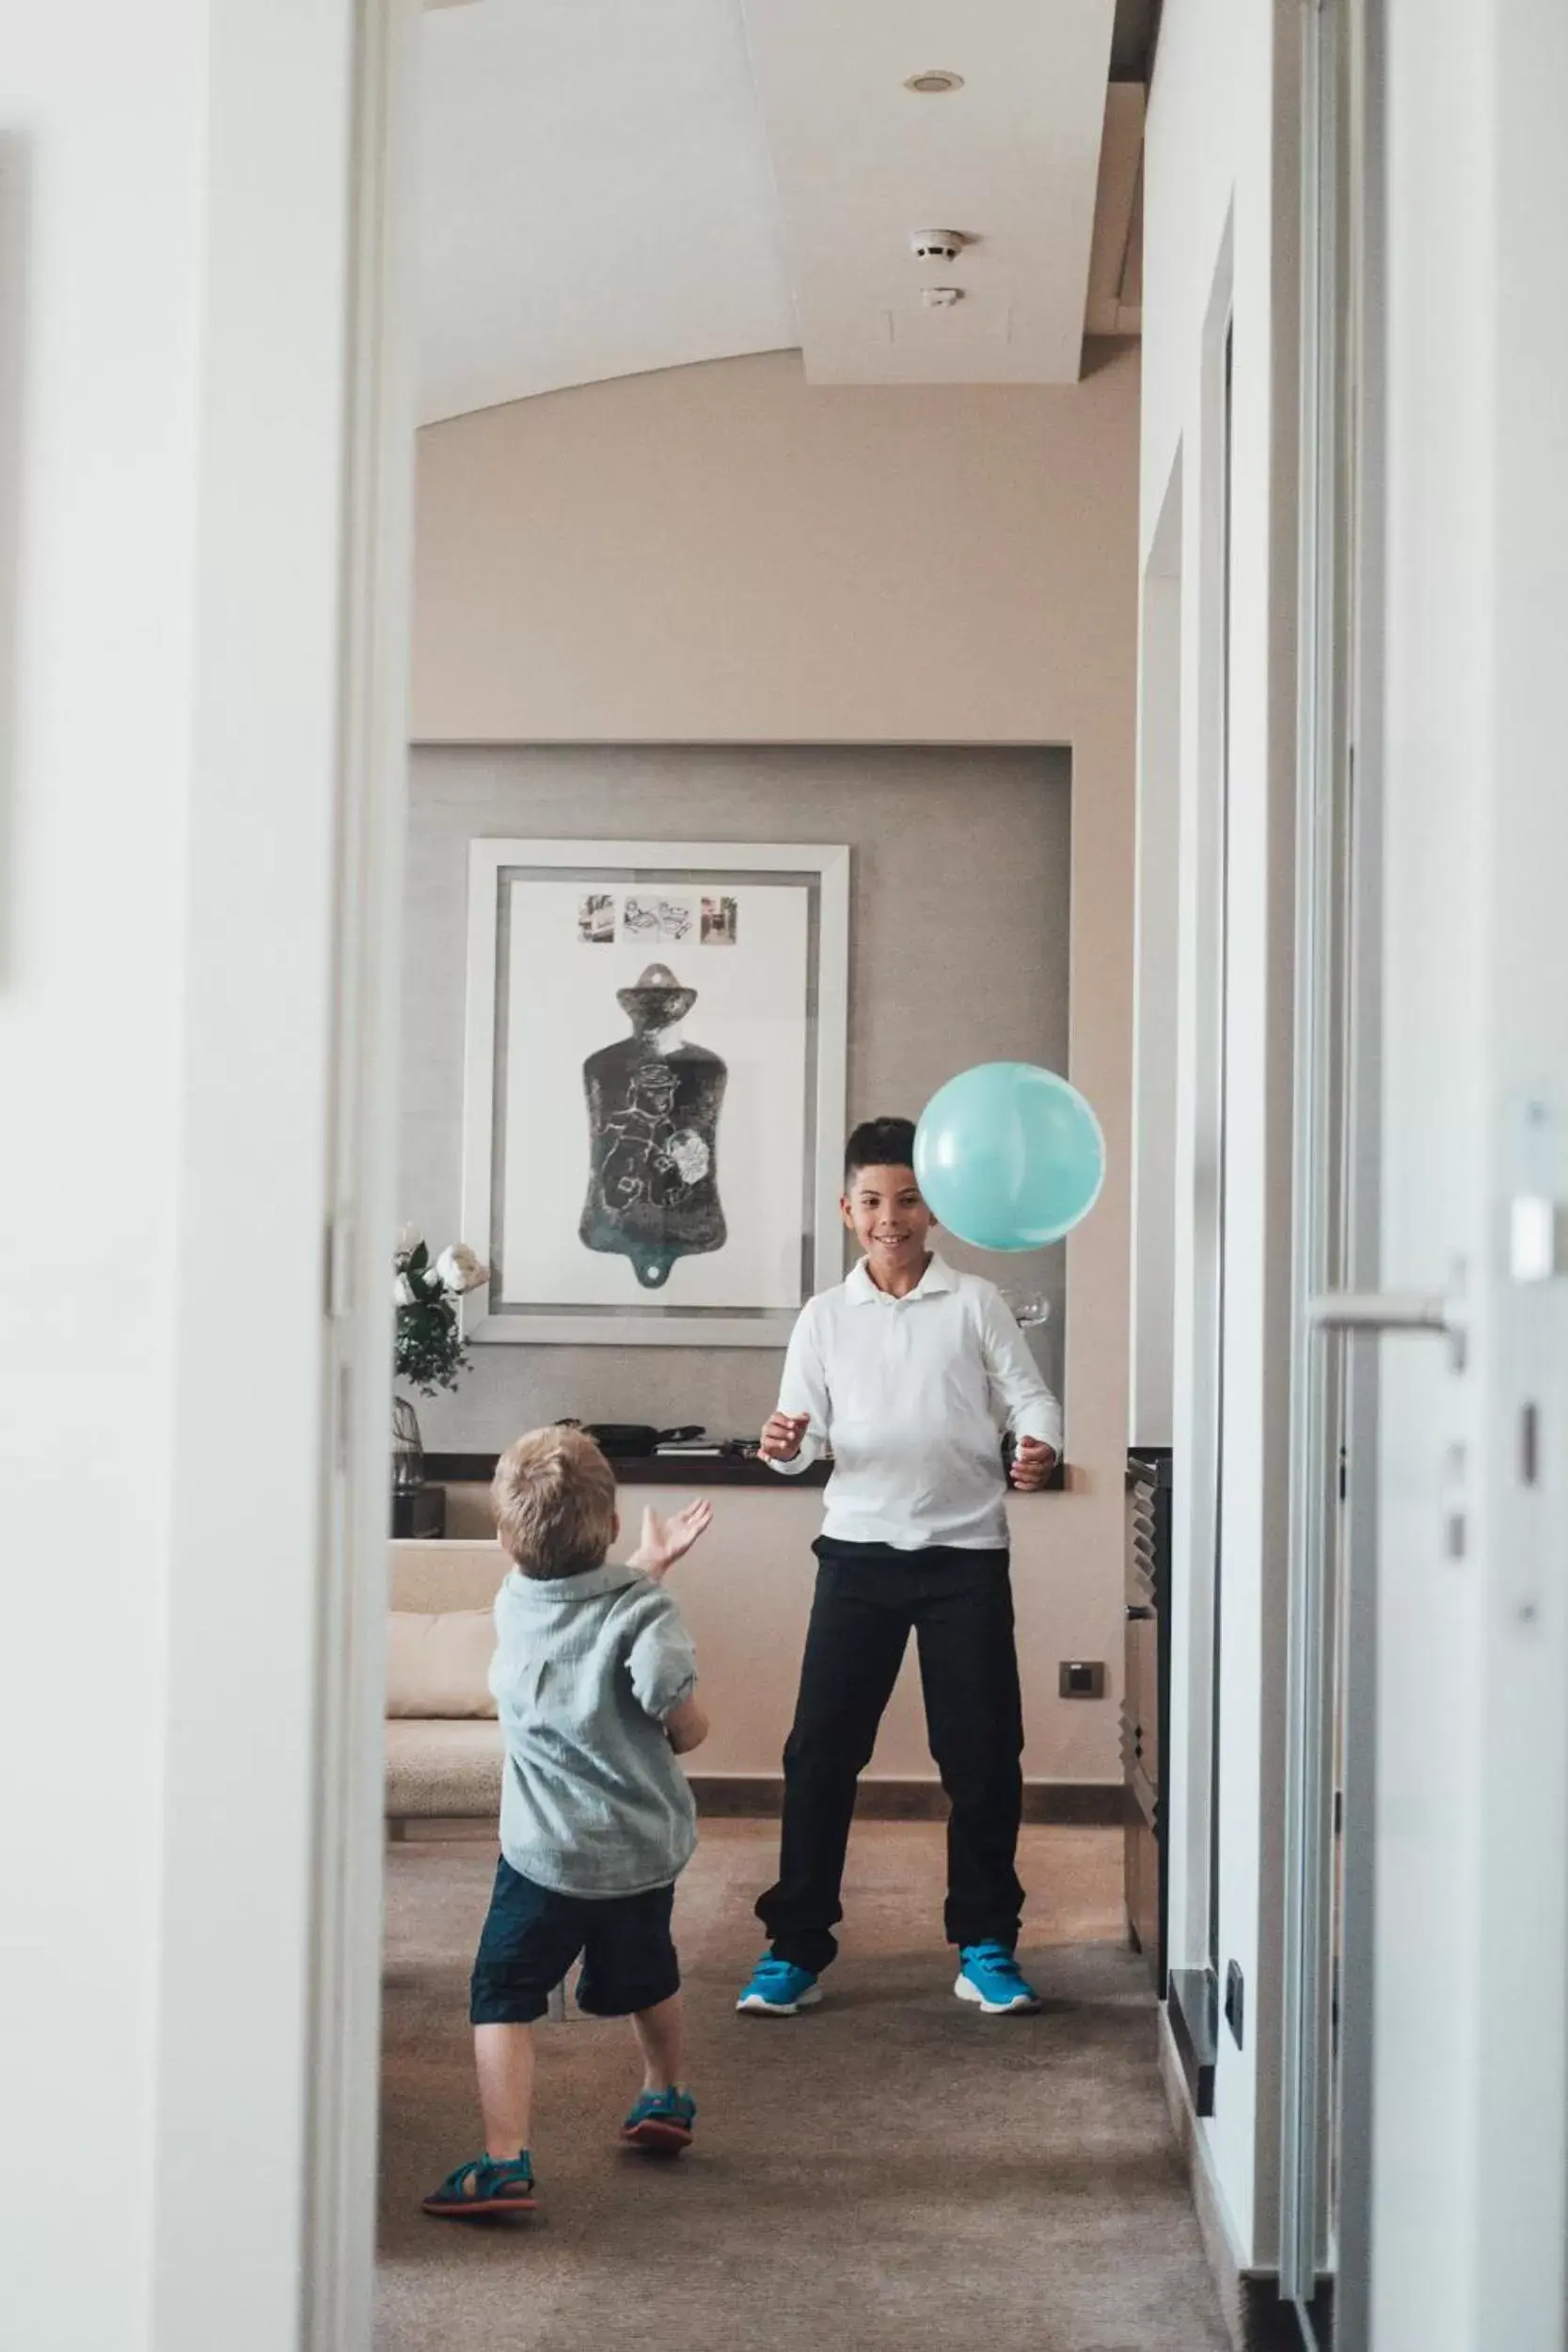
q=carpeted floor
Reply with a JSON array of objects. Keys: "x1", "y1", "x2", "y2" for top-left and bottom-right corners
[{"x1": 377, "y1": 1821, "x2": 1228, "y2": 2352}]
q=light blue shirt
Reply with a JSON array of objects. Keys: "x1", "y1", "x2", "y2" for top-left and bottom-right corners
[
  {"x1": 490, "y1": 1560, "x2": 699, "y2": 1898},
  {"x1": 768, "y1": 1255, "x2": 1062, "y2": 1549}
]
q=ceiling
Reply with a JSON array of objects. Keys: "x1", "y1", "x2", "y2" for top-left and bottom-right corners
[{"x1": 418, "y1": 0, "x2": 1149, "y2": 423}]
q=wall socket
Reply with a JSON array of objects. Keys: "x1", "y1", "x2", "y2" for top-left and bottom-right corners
[{"x1": 1058, "y1": 1660, "x2": 1106, "y2": 1698}]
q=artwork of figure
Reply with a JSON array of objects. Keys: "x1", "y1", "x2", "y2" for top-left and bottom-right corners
[{"x1": 578, "y1": 961, "x2": 728, "y2": 1288}]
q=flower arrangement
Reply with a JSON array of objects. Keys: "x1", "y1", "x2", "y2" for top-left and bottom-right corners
[{"x1": 393, "y1": 1224, "x2": 489, "y2": 1396}]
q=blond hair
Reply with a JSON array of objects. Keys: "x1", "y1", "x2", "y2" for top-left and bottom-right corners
[{"x1": 492, "y1": 1425, "x2": 617, "y2": 1577}]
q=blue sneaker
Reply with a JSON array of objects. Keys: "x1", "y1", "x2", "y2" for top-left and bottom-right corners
[
  {"x1": 736, "y1": 1953, "x2": 822, "y2": 2015},
  {"x1": 620, "y1": 2087, "x2": 696, "y2": 2154},
  {"x1": 954, "y1": 1942, "x2": 1041, "y2": 2014}
]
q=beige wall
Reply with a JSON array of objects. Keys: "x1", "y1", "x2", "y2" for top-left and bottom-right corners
[
  {"x1": 411, "y1": 346, "x2": 1139, "y2": 1785},
  {"x1": 399, "y1": 1488, "x2": 1116, "y2": 1788},
  {"x1": 415, "y1": 345, "x2": 1139, "y2": 750}
]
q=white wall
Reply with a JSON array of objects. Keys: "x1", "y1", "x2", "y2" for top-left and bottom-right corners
[
  {"x1": 1130, "y1": 461, "x2": 1181, "y2": 1446},
  {"x1": 1137, "y1": 0, "x2": 1299, "y2": 2267},
  {"x1": 0, "y1": 8, "x2": 366, "y2": 2347}
]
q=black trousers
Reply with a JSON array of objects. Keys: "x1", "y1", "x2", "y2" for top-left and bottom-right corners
[{"x1": 755, "y1": 1541, "x2": 1025, "y2": 1974}]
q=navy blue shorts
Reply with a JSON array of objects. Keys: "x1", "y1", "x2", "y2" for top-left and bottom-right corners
[{"x1": 468, "y1": 1855, "x2": 681, "y2": 2026}]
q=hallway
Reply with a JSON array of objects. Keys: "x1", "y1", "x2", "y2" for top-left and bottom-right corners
[{"x1": 377, "y1": 1822, "x2": 1227, "y2": 2352}]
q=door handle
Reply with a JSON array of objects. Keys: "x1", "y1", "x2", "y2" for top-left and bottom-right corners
[
  {"x1": 1125, "y1": 1603, "x2": 1155, "y2": 1621},
  {"x1": 1307, "y1": 1283, "x2": 1466, "y2": 1370},
  {"x1": 1307, "y1": 1289, "x2": 1450, "y2": 1332}
]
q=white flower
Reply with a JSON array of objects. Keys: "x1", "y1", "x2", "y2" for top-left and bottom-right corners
[
  {"x1": 436, "y1": 1243, "x2": 488, "y2": 1294},
  {"x1": 393, "y1": 1273, "x2": 418, "y2": 1306},
  {"x1": 396, "y1": 1222, "x2": 422, "y2": 1257}
]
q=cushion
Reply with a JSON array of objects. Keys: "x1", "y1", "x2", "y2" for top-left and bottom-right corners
[
  {"x1": 385, "y1": 1718, "x2": 505, "y2": 1818},
  {"x1": 389, "y1": 1539, "x2": 508, "y2": 1613},
  {"x1": 386, "y1": 1608, "x2": 498, "y2": 1719}
]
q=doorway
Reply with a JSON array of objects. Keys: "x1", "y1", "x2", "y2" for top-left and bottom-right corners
[{"x1": 358, "y1": 9, "x2": 1200, "y2": 2352}]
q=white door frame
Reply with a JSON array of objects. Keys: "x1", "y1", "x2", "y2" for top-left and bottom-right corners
[
  {"x1": 1165, "y1": 228, "x2": 1236, "y2": 1995},
  {"x1": 301, "y1": 3, "x2": 418, "y2": 2344},
  {"x1": 133, "y1": 3, "x2": 417, "y2": 2346},
  {"x1": 1278, "y1": 1, "x2": 1381, "y2": 2337},
  {"x1": 1325, "y1": 0, "x2": 1386, "y2": 2333},
  {"x1": 1360, "y1": 1, "x2": 1568, "y2": 2345},
  {"x1": 1278, "y1": 0, "x2": 1350, "y2": 2310}
]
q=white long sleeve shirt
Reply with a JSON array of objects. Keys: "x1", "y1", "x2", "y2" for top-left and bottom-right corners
[{"x1": 768, "y1": 1255, "x2": 1062, "y2": 1550}]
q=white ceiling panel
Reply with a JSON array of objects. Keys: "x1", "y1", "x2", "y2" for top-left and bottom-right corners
[
  {"x1": 738, "y1": 0, "x2": 1117, "y2": 383},
  {"x1": 417, "y1": 0, "x2": 799, "y2": 422}
]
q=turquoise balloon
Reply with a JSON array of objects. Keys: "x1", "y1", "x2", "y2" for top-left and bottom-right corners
[{"x1": 913, "y1": 1063, "x2": 1106, "y2": 1251}]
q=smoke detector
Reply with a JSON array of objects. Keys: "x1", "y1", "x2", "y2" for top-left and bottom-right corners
[
  {"x1": 903, "y1": 69, "x2": 965, "y2": 95},
  {"x1": 910, "y1": 230, "x2": 967, "y2": 262}
]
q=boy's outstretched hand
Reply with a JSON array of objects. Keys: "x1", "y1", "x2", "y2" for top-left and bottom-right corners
[
  {"x1": 629, "y1": 1497, "x2": 713, "y2": 1581},
  {"x1": 1009, "y1": 1437, "x2": 1057, "y2": 1492},
  {"x1": 759, "y1": 1409, "x2": 811, "y2": 1462}
]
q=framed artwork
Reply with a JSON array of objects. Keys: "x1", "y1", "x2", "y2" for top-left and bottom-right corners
[{"x1": 461, "y1": 838, "x2": 850, "y2": 1345}]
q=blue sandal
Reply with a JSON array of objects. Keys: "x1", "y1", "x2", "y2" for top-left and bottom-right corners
[
  {"x1": 421, "y1": 2153, "x2": 537, "y2": 2218},
  {"x1": 620, "y1": 2088, "x2": 696, "y2": 2154}
]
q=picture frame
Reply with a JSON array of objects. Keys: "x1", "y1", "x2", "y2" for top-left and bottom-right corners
[{"x1": 461, "y1": 838, "x2": 850, "y2": 1345}]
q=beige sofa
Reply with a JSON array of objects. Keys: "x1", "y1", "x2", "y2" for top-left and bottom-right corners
[{"x1": 386, "y1": 1541, "x2": 508, "y2": 1830}]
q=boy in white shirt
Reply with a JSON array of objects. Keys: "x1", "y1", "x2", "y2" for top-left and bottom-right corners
[{"x1": 738, "y1": 1117, "x2": 1061, "y2": 2019}]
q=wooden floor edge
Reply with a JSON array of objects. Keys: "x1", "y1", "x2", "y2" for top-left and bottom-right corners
[{"x1": 689, "y1": 1775, "x2": 1129, "y2": 1826}]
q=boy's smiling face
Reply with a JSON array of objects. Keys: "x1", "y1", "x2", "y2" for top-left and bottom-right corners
[{"x1": 841, "y1": 1162, "x2": 936, "y2": 1286}]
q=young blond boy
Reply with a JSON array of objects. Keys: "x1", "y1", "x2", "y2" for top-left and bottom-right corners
[{"x1": 422, "y1": 1426, "x2": 711, "y2": 2219}]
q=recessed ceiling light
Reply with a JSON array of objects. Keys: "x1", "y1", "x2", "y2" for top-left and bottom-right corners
[{"x1": 904, "y1": 69, "x2": 964, "y2": 95}]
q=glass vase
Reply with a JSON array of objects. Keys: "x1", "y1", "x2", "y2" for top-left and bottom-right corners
[{"x1": 391, "y1": 1394, "x2": 425, "y2": 1494}]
